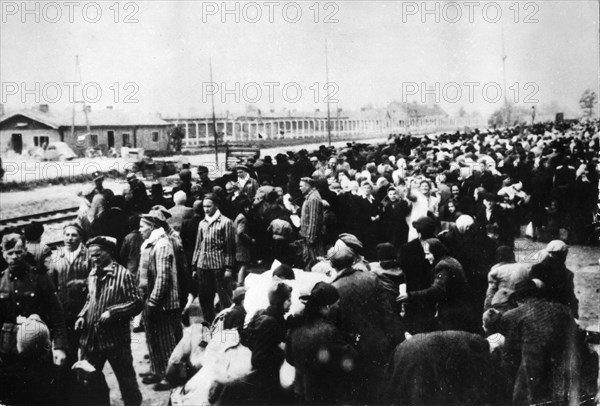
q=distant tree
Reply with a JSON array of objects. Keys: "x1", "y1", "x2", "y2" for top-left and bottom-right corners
[
  {"x1": 458, "y1": 106, "x2": 467, "y2": 117},
  {"x1": 169, "y1": 125, "x2": 185, "y2": 153},
  {"x1": 579, "y1": 88, "x2": 597, "y2": 118}
]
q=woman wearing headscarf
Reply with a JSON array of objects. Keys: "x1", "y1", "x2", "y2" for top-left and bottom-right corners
[
  {"x1": 397, "y1": 238, "x2": 478, "y2": 333},
  {"x1": 286, "y1": 282, "x2": 358, "y2": 404},
  {"x1": 442, "y1": 215, "x2": 496, "y2": 320}
]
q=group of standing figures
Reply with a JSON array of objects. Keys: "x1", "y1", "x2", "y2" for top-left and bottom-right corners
[{"x1": 1, "y1": 118, "x2": 599, "y2": 405}]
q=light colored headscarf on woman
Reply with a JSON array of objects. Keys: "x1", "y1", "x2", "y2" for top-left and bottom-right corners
[{"x1": 455, "y1": 215, "x2": 474, "y2": 234}]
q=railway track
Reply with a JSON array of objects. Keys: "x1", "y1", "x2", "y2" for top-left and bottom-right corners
[
  {"x1": 0, "y1": 207, "x2": 79, "y2": 234},
  {"x1": 0, "y1": 185, "x2": 175, "y2": 236}
]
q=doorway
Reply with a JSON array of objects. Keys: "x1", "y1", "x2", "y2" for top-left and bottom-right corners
[
  {"x1": 107, "y1": 131, "x2": 115, "y2": 148},
  {"x1": 11, "y1": 134, "x2": 23, "y2": 154}
]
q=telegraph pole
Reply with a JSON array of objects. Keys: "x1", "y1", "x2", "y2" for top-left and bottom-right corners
[
  {"x1": 325, "y1": 39, "x2": 332, "y2": 146},
  {"x1": 501, "y1": 23, "x2": 510, "y2": 126},
  {"x1": 209, "y1": 56, "x2": 219, "y2": 166}
]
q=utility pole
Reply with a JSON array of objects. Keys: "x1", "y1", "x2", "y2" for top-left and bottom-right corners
[
  {"x1": 325, "y1": 39, "x2": 332, "y2": 146},
  {"x1": 501, "y1": 23, "x2": 510, "y2": 127},
  {"x1": 71, "y1": 55, "x2": 90, "y2": 139},
  {"x1": 209, "y1": 56, "x2": 219, "y2": 166}
]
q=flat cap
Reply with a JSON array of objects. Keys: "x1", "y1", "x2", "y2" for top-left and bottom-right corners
[
  {"x1": 338, "y1": 233, "x2": 363, "y2": 253},
  {"x1": 87, "y1": 236, "x2": 117, "y2": 253}
]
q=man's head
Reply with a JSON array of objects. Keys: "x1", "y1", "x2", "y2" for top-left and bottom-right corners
[
  {"x1": 173, "y1": 190, "x2": 187, "y2": 206},
  {"x1": 197, "y1": 165, "x2": 209, "y2": 180},
  {"x1": 202, "y1": 193, "x2": 220, "y2": 217},
  {"x1": 63, "y1": 223, "x2": 84, "y2": 251},
  {"x1": 1, "y1": 234, "x2": 26, "y2": 270},
  {"x1": 299, "y1": 177, "x2": 315, "y2": 195},
  {"x1": 92, "y1": 171, "x2": 104, "y2": 187},
  {"x1": 268, "y1": 282, "x2": 292, "y2": 313},
  {"x1": 545, "y1": 240, "x2": 568, "y2": 262},
  {"x1": 139, "y1": 210, "x2": 168, "y2": 239},
  {"x1": 412, "y1": 216, "x2": 437, "y2": 240},
  {"x1": 236, "y1": 165, "x2": 249, "y2": 179},
  {"x1": 179, "y1": 169, "x2": 192, "y2": 182},
  {"x1": 24, "y1": 221, "x2": 44, "y2": 243},
  {"x1": 482, "y1": 192, "x2": 496, "y2": 209},
  {"x1": 361, "y1": 180, "x2": 373, "y2": 196},
  {"x1": 87, "y1": 236, "x2": 116, "y2": 269},
  {"x1": 225, "y1": 181, "x2": 239, "y2": 196},
  {"x1": 273, "y1": 263, "x2": 295, "y2": 281}
]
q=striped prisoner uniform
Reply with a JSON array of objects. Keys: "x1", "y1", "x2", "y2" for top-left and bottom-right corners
[
  {"x1": 191, "y1": 210, "x2": 236, "y2": 323},
  {"x1": 78, "y1": 261, "x2": 142, "y2": 406},
  {"x1": 49, "y1": 244, "x2": 91, "y2": 363},
  {"x1": 51, "y1": 244, "x2": 91, "y2": 314},
  {"x1": 300, "y1": 189, "x2": 325, "y2": 269},
  {"x1": 140, "y1": 228, "x2": 182, "y2": 378}
]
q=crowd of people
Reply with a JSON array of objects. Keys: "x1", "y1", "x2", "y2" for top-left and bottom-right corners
[{"x1": 0, "y1": 118, "x2": 599, "y2": 405}]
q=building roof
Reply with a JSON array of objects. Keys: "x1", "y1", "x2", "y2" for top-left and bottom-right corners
[{"x1": 0, "y1": 107, "x2": 171, "y2": 129}]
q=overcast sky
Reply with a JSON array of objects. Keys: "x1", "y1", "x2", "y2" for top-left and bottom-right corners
[{"x1": 1, "y1": 1, "x2": 598, "y2": 118}]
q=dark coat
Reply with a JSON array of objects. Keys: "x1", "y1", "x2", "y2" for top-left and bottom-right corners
[
  {"x1": 285, "y1": 315, "x2": 358, "y2": 404},
  {"x1": 331, "y1": 266, "x2": 404, "y2": 402},
  {"x1": 88, "y1": 207, "x2": 130, "y2": 253},
  {"x1": 0, "y1": 263, "x2": 68, "y2": 353},
  {"x1": 222, "y1": 305, "x2": 287, "y2": 405},
  {"x1": 379, "y1": 198, "x2": 410, "y2": 248},
  {"x1": 399, "y1": 239, "x2": 436, "y2": 333},
  {"x1": 408, "y1": 256, "x2": 478, "y2": 333},
  {"x1": 0, "y1": 357, "x2": 66, "y2": 405},
  {"x1": 383, "y1": 331, "x2": 509, "y2": 406},
  {"x1": 441, "y1": 228, "x2": 496, "y2": 318},
  {"x1": 529, "y1": 255, "x2": 579, "y2": 318},
  {"x1": 492, "y1": 298, "x2": 593, "y2": 405}
]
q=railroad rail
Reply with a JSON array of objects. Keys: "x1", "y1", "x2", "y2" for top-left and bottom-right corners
[
  {"x1": 0, "y1": 185, "x2": 174, "y2": 236},
  {"x1": 0, "y1": 207, "x2": 79, "y2": 234}
]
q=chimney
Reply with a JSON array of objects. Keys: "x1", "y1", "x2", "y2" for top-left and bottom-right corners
[
  {"x1": 106, "y1": 106, "x2": 113, "y2": 110},
  {"x1": 39, "y1": 104, "x2": 49, "y2": 113}
]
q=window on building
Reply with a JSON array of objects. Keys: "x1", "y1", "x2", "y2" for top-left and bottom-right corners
[
  {"x1": 152, "y1": 131, "x2": 159, "y2": 142},
  {"x1": 33, "y1": 136, "x2": 49, "y2": 147},
  {"x1": 122, "y1": 133, "x2": 131, "y2": 147},
  {"x1": 89, "y1": 134, "x2": 98, "y2": 146}
]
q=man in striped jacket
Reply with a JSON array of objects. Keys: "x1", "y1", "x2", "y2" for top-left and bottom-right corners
[
  {"x1": 191, "y1": 193, "x2": 236, "y2": 324},
  {"x1": 49, "y1": 223, "x2": 91, "y2": 365},
  {"x1": 75, "y1": 236, "x2": 143, "y2": 406},
  {"x1": 138, "y1": 210, "x2": 182, "y2": 391},
  {"x1": 299, "y1": 177, "x2": 325, "y2": 270}
]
